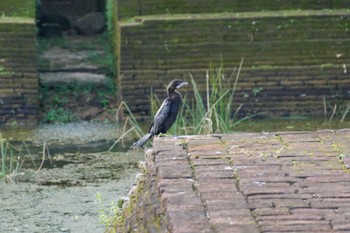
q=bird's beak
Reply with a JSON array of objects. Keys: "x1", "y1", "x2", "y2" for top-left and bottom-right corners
[{"x1": 176, "y1": 81, "x2": 188, "y2": 89}]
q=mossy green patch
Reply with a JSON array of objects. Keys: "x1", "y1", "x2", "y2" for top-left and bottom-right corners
[{"x1": 0, "y1": 0, "x2": 35, "y2": 18}]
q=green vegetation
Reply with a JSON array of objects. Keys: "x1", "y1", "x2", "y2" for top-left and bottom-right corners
[
  {"x1": 0, "y1": 64, "x2": 14, "y2": 76},
  {"x1": 106, "y1": 172, "x2": 147, "y2": 233},
  {"x1": 44, "y1": 108, "x2": 76, "y2": 123},
  {"x1": 105, "y1": 0, "x2": 118, "y2": 79},
  {"x1": 0, "y1": 0, "x2": 35, "y2": 18},
  {"x1": 106, "y1": 0, "x2": 116, "y2": 38},
  {"x1": 40, "y1": 82, "x2": 116, "y2": 124},
  {"x1": 96, "y1": 192, "x2": 126, "y2": 231}
]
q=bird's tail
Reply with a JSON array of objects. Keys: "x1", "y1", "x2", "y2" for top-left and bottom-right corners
[{"x1": 131, "y1": 133, "x2": 152, "y2": 148}]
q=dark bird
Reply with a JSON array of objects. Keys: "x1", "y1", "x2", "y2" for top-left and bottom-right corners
[{"x1": 132, "y1": 79, "x2": 188, "y2": 148}]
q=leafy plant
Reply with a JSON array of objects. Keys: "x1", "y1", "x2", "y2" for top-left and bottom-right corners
[
  {"x1": 45, "y1": 108, "x2": 76, "y2": 123},
  {"x1": 96, "y1": 192, "x2": 127, "y2": 231}
]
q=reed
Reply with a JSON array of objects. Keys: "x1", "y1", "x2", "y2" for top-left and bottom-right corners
[
  {"x1": 323, "y1": 96, "x2": 350, "y2": 123},
  {"x1": 0, "y1": 136, "x2": 20, "y2": 180},
  {"x1": 0, "y1": 135, "x2": 39, "y2": 181},
  {"x1": 108, "y1": 101, "x2": 145, "y2": 151},
  {"x1": 1, "y1": 136, "x2": 7, "y2": 178}
]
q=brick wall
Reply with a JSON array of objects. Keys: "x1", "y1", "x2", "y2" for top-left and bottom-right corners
[
  {"x1": 119, "y1": 11, "x2": 350, "y2": 119},
  {"x1": 0, "y1": 20, "x2": 38, "y2": 127}
]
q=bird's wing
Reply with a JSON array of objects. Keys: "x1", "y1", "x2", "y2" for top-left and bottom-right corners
[{"x1": 149, "y1": 98, "x2": 171, "y2": 134}]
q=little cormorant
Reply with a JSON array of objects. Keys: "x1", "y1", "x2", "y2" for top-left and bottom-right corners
[{"x1": 131, "y1": 79, "x2": 188, "y2": 148}]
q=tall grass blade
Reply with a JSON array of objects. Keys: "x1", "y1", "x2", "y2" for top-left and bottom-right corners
[
  {"x1": 340, "y1": 102, "x2": 350, "y2": 122},
  {"x1": 109, "y1": 126, "x2": 136, "y2": 151},
  {"x1": 323, "y1": 96, "x2": 327, "y2": 120},
  {"x1": 328, "y1": 104, "x2": 337, "y2": 122}
]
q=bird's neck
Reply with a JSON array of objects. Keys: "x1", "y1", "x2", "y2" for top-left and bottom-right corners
[
  {"x1": 167, "y1": 87, "x2": 175, "y2": 97},
  {"x1": 168, "y1": 90, "x2": 182, "y2": 99}
]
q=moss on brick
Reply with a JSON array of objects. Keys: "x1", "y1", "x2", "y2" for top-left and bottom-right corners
[
  {"x1": 118, "y1": 0, "x2": 350, "y2": 19},
  {"x1": 0, "y1": 0, "x2": 35, "y2": 18}
]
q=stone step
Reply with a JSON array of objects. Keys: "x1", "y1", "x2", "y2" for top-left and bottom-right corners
[{"x1": 39, "y1": 72, "x2": 107, "y2": 86}]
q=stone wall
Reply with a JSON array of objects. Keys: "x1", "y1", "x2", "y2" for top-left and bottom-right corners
[
  {"x1": 119, "y1": 11, "x2": 350, "y2": 119},
  {"x1": 0, "y1": 20, "x2": 38, "y2": 127},
  {"x1": 118, "y1": 0, "x2": 349, "y2": 19},
  {"x1": 118, "y1": 150, "x2": 168, "y2": 232}
]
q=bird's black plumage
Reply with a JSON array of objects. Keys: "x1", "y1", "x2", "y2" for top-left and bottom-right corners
[{"x1": 132, "y1": 79, "x2": 188, "y2": 148}]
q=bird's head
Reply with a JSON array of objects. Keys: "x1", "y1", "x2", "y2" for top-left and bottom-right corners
[{"x1": 167, "y1": 79, "x2": 188, "y2": 91}]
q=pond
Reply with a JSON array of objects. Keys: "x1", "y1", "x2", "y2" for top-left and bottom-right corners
[{"x1": 0, "y1": 122, "x2": 143, "y2": 233}]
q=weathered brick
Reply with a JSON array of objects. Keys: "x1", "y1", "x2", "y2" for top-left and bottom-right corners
[
  {"x1": 214, "y1": 224, "x2": 260, "y2": 233},
  {"x1": 200, "y1": 191, "x2": 242, "y2": 200},
  {"x1": 290, "y1": 208, "x2": 337, "y2": 220},
  {"x1": 253, "y1": 207, "x2": 290, "y2": 216},
  {"x1": 197, "y1": 181, "x2": 238, "y2": 193},
  {"x1": 158, "y1": 178, "x2": 194, "y2": 194},
  {"x1": 170, "y1": 223, "x2": 212, "y2": 233},
  {"x1": 161, "y1": 193, "x2": 202, "y2": 209},
  {"x1": 260, "y1": 223, "x2": 332, "y2": 232},
  {"x1": 332, "y1": 221, "x2": 350, "y2": 231},
  {"x1": 157, "y1": 164, "x2": 193, "y2": 179},
  {"x1": 205, "y1": 199, "x2": 249, "y2": 210}
]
